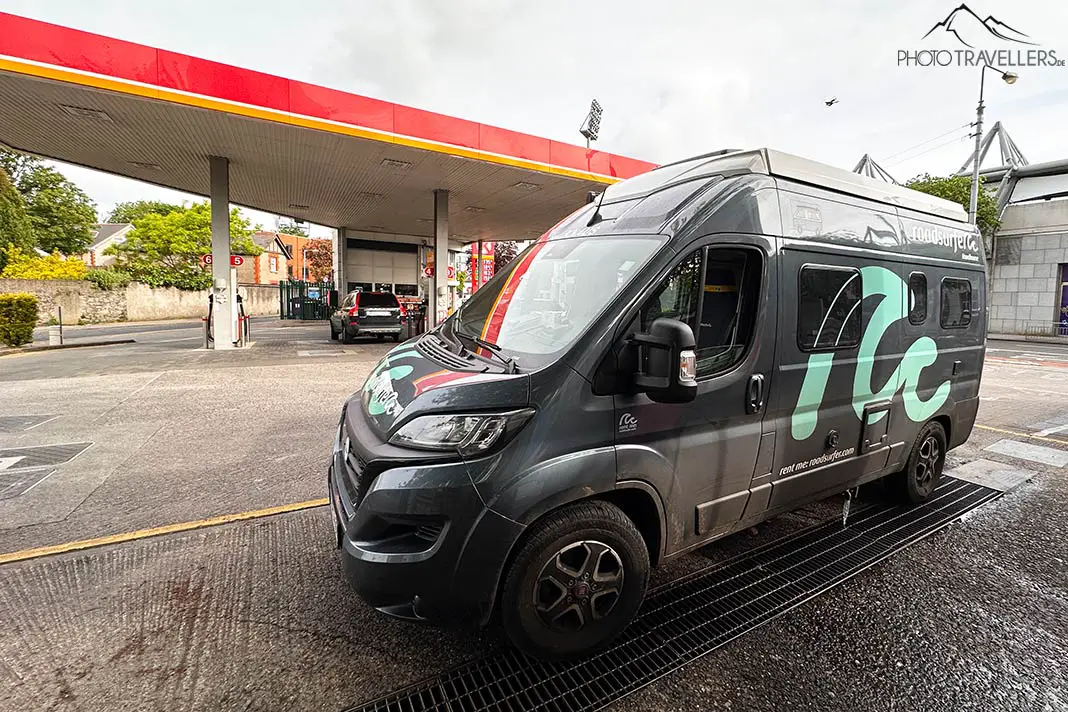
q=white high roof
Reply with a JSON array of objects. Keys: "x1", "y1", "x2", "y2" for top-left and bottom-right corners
[{"x1": 625, "y1": 148, "x2": 969, "y2": 224}]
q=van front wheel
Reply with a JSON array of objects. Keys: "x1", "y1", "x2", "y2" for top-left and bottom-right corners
[
  {"x1": 500, "y1": 500, "x2": 649, "y2": 661},
  {"x1": 891, "y1": 421, "x2": 947, "y2": 504}
]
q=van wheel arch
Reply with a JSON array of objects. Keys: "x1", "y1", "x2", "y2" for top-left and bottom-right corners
[{"x1": 491, "y1": 483, "x2": 666, "y2": 622}]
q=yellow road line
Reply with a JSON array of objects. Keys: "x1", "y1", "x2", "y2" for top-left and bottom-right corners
[
  {"x1": 973, "y1": 423, "x2": 1068, "y2": 446},
  {"x1": 2, "y1": 421, "x2": 1063, "y2": 566},
  {"x1": 0, "y1": 498, "x2": 328, "y2": 565}
]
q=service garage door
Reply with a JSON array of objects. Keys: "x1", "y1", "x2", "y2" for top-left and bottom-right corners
[{"x1": 345, "y1": 239, "x2": 419, "y2": 296}]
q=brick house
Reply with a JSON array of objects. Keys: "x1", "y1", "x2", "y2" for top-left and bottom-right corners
[
  {"x1": 237, "y1": 233, "x2": 290, "y2": 285},
  {"x1": 267, "y1": 232, "x2": 333, "y2": 281}
]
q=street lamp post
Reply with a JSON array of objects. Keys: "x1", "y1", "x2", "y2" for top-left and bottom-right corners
[{"x1": 968, "y1": 64, "x2": 1018, "y2": 225}]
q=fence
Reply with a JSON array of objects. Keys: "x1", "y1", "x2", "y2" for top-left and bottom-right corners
[
  {"x1": 988, "y1": 318, "x2": 1068, "y2": 339},
  {"x1": 279, "y1": 280, "x2": 336, "y2": 320}
]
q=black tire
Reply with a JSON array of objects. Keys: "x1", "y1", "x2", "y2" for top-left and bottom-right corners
[
  {"x1": 890, "y1": 421, "x2": 947, "y2": 504},
  {"x1": 500, "y1": 500, "x2": 649, "y2": 661},
  {"x1": 329, "y1": 326, "x2": 340, "y2": 341},
  {"x1": 341, "y1": 329, "x2": 354, "y2": 345},
  {"x1": 390, "y1": 334, "x2": 401, "y2": 342}
]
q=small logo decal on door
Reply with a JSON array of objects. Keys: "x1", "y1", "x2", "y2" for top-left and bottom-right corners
[{"x1": 618, "y1": 413, "x2": 638, "y2": 433}]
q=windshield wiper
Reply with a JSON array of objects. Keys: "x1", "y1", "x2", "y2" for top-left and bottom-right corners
[{"x1": 454, "y1": 328, "x2": 519, "y2": 373}]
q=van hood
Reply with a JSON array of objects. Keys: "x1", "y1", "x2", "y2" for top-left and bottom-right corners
[{"x1": 358, "y1": 339, "x2": 529, "y2": 439}]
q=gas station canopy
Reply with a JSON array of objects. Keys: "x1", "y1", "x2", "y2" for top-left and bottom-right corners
[{"x1": 0, "y1": 12, "x2": 657, "y2": 242}]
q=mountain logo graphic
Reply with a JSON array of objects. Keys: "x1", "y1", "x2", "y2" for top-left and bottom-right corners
[{"x1": 922, "y1": 4, "x2": 1037, "y2": 48}]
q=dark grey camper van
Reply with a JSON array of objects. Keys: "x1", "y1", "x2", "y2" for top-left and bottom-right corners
[{"x1": 327, "y1": 148, "x2": 985, "y2": 660}]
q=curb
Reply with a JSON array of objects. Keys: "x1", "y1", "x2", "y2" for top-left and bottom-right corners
[
  {"x1": 0, "y1": 339, "x2": 136, "y2": 357},
  {"x1": 988, "y1": 333, "x2": 1068, "y2": 345}
]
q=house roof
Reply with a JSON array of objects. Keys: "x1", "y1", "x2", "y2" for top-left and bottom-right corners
[
  {"x1": 89, "y1": 223, "x2": 132, "y2": 249},
  {"x1": 250, "y1": 232, "x2": 291, "y2": 258}
]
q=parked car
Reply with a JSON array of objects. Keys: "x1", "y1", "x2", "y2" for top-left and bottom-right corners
[
  {"x1": 330, "y1": 291, "x2": 404, "y2": 343},
  {"x1": 327, "y1": 148, "x2": 985, "y2": 661}
]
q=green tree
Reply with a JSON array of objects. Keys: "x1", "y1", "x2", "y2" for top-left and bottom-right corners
[
  {"x1": 0, "y1": 167, "x2": 33, "y2": 272},
  {"x1": 106, "y1": 202, "x2": 261, "y2": 290},
  {"x1": 0, "y1": 149, "x2": 97, "y2": 255},
  {"x1": 906, "y1": 174, "x2": 1000, "y2": 252},
  {"x1": 106, "y1": 200, "x2": 183, "y2": 224}
]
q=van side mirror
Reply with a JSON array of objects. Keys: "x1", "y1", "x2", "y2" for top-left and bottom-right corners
[{"x1": 630, "y1": 318, "x2": 698, "y2": 403}]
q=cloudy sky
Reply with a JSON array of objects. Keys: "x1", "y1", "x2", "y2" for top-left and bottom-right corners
[{"x1": 2, "y1": 0, "x2": 1067, "y2": 234}]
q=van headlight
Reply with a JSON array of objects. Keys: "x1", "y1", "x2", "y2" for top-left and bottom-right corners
[{"x1": 389, "y1": 409, "x2": 535, "y2": 455}]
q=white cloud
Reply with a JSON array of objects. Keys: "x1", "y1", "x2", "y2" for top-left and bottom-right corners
[{"x1": 1, "y1": 0, "x2": 1066, "y2": 213}]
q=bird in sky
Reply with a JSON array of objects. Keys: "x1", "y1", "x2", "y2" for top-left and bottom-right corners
[{"x1": 825, "y1": 97, "x2": 839, "y2": 107}]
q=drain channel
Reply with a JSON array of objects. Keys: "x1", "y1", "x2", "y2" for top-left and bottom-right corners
[{"x1": 348, "y1": 479, "x2": 1000, "y2": 712}]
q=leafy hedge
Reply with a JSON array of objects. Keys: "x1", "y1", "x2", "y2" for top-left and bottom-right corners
[
  {"x1": 84, "y1": 268, "x2": 132, "y2": 290},
  {"x1": 0, "y1": 292, "x2": 38, "y2": 347},
  {"x1": 0, "y1": 245, "x2": 87, "y2": 280}
]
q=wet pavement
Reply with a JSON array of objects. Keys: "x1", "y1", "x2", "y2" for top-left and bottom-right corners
[{"x1": 0, "y1": 337, "x2": 1066, "y2": 711}]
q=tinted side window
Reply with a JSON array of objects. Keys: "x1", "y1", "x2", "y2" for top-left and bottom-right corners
[
  {"x1": 798, "y1": 266, "x2": 862, "y2": 350},
  {"x1": 909, "y1": 272, "x2": 927, "y2": 325},
  {"x1": 640, "y1": 247, "x2": 761, "y2": 379},
  {"x1": 641, "y1": 249, "x2": 703, "y2": 336},
  {"x1": 940, "y1": 278, "x2": 972, "y2": 328}
]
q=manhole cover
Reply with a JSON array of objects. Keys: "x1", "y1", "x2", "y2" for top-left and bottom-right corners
[
  {"x1": 0, "y1": 468, "x2": 56, "y2": 500},
  {"x1": 0, "y1": 442, "x2": 92, "y2": 468},
  {"x1": 0, "y1": 415, "x2": 58, "y2": 433}
]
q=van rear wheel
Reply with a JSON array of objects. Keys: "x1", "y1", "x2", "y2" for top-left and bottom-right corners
[
  {"x1": 891, "y1": 421, "x2": 947, "y2": 504},
  {"x1": 500, "y1": 500, "x2": 649, "y2": 661}
]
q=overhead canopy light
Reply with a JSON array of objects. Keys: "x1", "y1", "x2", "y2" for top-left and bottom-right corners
[
  {"x1": 288, "y1": 203, "x2": 309, "y2": 210},
  {"x1": 464, "y1": 206, "x2": 486, "y2": 213},
  {"x1": 381, "y1": 158, "x2": 412, "y2": 170},
  {"x1": 127, "y1": 161, "x2": 162, "y2": 170},
  {"x1": 511, "y1": 181, "x2": 541, "y2": 191}
]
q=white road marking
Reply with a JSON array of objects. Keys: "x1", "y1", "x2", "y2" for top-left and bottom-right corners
[
  {"x1": 0, "y1": 456, "x2": 26, "y2": 471},
  {"x1": 1035, "y1": 423, "x2": 1068, "y2": 437},
  {"x1": 985, "y1": 439, "x2": 1068, "y2": 467}
]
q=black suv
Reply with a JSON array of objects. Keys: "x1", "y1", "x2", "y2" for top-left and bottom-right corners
[{"x1": 330, "y1": 291, "x2": 404, "y2": 343}]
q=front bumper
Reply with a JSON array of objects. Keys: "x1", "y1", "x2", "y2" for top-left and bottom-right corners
[{"x1": 328, "y1": 412, "x2": 523, "y2": 626}]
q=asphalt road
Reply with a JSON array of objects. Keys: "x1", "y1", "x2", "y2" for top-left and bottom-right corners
[{"x1": 0, "y1": 332, "x2": 1066, "y2": 711}]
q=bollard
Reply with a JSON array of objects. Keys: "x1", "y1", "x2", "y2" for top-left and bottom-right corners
[{"x1": 48, "y1": 325, "x2": 62, "y2": 346}]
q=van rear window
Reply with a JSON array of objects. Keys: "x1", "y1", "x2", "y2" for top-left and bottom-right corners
[{"x1": 798, "y1": 266, "x2": 862, "y2": 350}]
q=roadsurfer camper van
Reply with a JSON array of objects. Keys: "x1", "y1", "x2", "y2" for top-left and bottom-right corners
[{"x1": 328, "y1": 148, "x2": 985, "y2": 660}]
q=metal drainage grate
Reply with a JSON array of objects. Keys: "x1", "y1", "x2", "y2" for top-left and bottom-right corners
[
  {"x1": 0, "y1": 415, "x2": 58, "y2": 433},
  {"x1": 0, "y1": 443, "x2": 92, "y2": 469},
  {"x1": 348, "y1": 478, "x2": 1000, "y2": 712}
]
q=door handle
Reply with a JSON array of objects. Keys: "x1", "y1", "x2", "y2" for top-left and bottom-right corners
[{"x1": 746, "y1": 374, "x2": 765, "y2": 414}]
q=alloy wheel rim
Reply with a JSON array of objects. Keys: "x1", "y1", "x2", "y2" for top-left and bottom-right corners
[
  {"x1": 533, "y1": 540, "x2": 624, "y2": 632},
  {"x1": 914, "y1": 435, "x2": 942, "y2": 495}
]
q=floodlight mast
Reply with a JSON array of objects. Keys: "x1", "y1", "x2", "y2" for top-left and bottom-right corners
[{"x1": 579, "y1": 99, "x2": 603, "y2": 149}]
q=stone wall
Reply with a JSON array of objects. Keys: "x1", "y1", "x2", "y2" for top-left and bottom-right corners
[
  {"x1": 0, "y1": 279, "x2": 280, "y2": 325},
  {"x1": 0, "y1": 279, "x2": 126, "y2": 324},
  {"x1": 988, "y1": 200, "x2": 1068, "y2": 335}
]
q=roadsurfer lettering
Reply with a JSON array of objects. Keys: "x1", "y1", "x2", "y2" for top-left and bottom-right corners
[
  {"x1": 779, "y1": 447, "x2": 856, "y2": 477},
  {"x1": 908, "y1": 225, "x2": 978, "y2": 254}
]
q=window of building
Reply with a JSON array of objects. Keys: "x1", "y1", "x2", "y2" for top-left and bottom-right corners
[
  {"x1": 394, "y1": 284, "x2": 418, "y2": 296},
  {"x1": 347, "y1": 282, "x2": 372, "y2": 293},
  {"x1": 908, "y1": 272, "x2": 927, "y2": 325},
  {"x1": 940, "y1": 277, "x2": 972, "y2": 328},
  {"x1": 269, "y1": 255, "x2": 278, "y2": 273},
  {"x1": 798, "y1": 265, "x2": 862, "y2": 350},
  {"x1": 640, "y1": 247, "x2": 761, "y2": 378}
]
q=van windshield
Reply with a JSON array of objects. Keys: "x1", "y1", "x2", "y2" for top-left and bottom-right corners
[{"x1": 448, "y1": 235, "x2": 666, "y2": 369}]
